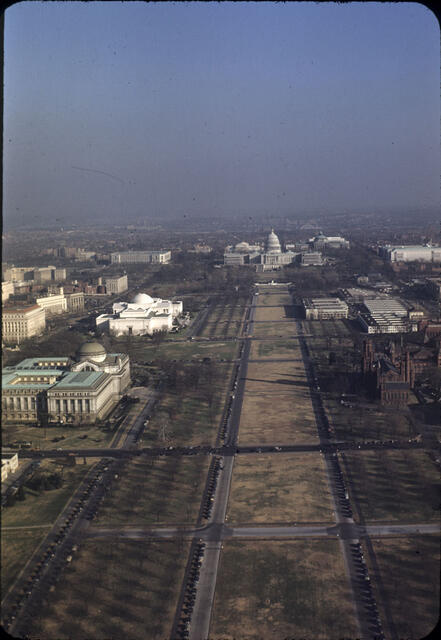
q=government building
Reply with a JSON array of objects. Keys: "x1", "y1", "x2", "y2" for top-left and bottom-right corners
[
  {"x1": 96, "y1": 293, "x2": 183, "y2": 336},
  {"x1": 379, "y1": 244, "x2": 441, "y2": 263},
  {"x1": 224, "y1": 230, "x2": 297, "y2": 271},
  {"x1": 2, "y1": 305, "x2": 46, "y2": 344},
  {"x1": 110, "y1": 250, "x2": 171, "y2": 264},
  {"x1": 2, "y1": 341, "x2": 130, "y2": 425}
]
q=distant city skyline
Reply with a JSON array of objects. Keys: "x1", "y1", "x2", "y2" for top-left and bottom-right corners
[{"x1": 3, "y1": 1, "x2": 440, "y2": 229}]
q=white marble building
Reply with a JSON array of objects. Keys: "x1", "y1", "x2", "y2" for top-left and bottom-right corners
[
  {"x1": 224, "y1": 230, "x2": 296, "y2": 271},
  {"x1": 96, "y1": 293, "x2": 183, "y2": 336}
]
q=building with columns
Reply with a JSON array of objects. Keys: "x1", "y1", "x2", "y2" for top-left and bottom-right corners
[
  {"x1": 96, "y1": 293, "x2": 183, "y2": 336},
  {"x1": 2, "y1": 341, "x2": 130, "y2": 425},
  {"x1": 224, "y1": 229, "x2": 297, "y2": 271},
  {"x1": 2, "y1": 305, "x2": 46, "y2": 344}
]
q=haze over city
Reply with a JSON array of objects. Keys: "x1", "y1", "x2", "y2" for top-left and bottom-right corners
[
  {"x1": 3, "y1": 1, "x2": 440, "y2": 230},
  {"x1": 1, "y1": 3, "x2": 441, "y2": 640}
]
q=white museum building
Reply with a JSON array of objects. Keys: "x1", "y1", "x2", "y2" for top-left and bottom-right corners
[{"x1": 96, "y1": 293, "x2": 183, "y2": 336}]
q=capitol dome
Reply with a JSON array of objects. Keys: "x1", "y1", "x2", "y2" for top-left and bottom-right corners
[
  {"x1": 266, "y1": 229, "x2": 282, "y2": 254},
  {"x1": 76, "y1": 341, "x2": 107, "y2": 363},
  {"x1": 132, "y1": 293, "x2": 154, "y2": 305}
]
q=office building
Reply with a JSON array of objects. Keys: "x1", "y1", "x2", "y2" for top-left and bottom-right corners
[
  {"x1": 358, "y1": 298, "x2": 418, "y2": 334},
  {"x1": 300, "y1": 252, "x2": 323, "y2": 266},
  {"x1": 110, "y1": 250, "x2": 171, "y2": 264},
  {"x1": 3, "y1": 266, "x2": 66, "y2": 284},
  {"x1": 65, "y1": 292, "x2": 85, "y2": 313},
  {"x1": 2, "y1": 281, "x2": 14, "y2": 302},
  {"x1": 104, "y1": 275, "x2": 128, "y2": 294},
  {"x1": 2, "y1": 305, "x2": 46, "y2": 344},
  {"x1": 379, "y1": 245, "x2": 441, "y2": 263},
  {"x1": 309, "y1": 234, "x2": 350, "y2": 250},
  {"x1": 303, "y1": 297, "x2": 349, "y2": 320},
  {"x1": 35, "y1": 292, "x2": 67, "y2": 316}
]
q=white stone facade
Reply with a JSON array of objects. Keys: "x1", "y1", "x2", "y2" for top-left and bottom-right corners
[
  {"x1": 104, "y1": 275, "x2": 128, "y2": 294},
  {"x1": 2, "y1": 305, "x2": 46, "y2": 344},
  {"x1": 96, "y1": 293, "x2": 183, "y2": 336},
  {"x1": 224, "y1": 230, "x2": 297, "y2": 270},
  {"x1": 36, "y1": 292, "x2": 67, "y2": 315},
  {"x1": 2, "y1": 342, "x2": 130, "y2": 425},
  {"x1": 110, "y1": 251, "x2": 171, "y2": 264}
]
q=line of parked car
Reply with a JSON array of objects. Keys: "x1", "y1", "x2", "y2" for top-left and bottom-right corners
[
  {"x1": 2, "y1": 458, "x2": 113, "y2": 632},
  {"x1": 349, "y1": 542, "x2": 385, "y2": 639},
  {"x1": 329, "y1": 455, "x2": 353, "y2": 519},
  {"x1": 201, "y1": 457, "x2": 222, "y2": 520},
  {"x1": 176, "y1": 540, "x2": 206, "y2": 639},
  {"x1": 219, "y1": 364, "x2": 240, "y2": 442}
]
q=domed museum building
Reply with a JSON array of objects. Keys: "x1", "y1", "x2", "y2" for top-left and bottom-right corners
[
  {"x1": 2, "y1": 341, "x2": 130, "y2": 425},
  {"x1": 96, "y1": 293, "x2": 183, "y2": 336}
]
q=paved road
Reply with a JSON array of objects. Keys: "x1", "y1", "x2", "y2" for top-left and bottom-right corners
[
  {"x1": 184, "y1": 293, "x2": 258, "y2": 640},
  {"x1": 11, "y1": 437, "x2": 424, "y2": 463},
  {"x1": 85, "y1": 521, "x2": 440, "y2": 540}
]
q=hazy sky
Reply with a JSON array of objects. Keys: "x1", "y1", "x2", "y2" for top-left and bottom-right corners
[{"x1": 3, "y1": 1, "x2": 440, "y2": 228}]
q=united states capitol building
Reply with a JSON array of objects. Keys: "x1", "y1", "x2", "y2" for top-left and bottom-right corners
[
  {"x1": 2, "y1": 341, "x2": 130, "y2": 425},
  {"x1": 224, "y1": 229, "x2": 296, "y2": 271},
  {"x1": 96, "y1": 293, "x2": 183, "y2": 336}
]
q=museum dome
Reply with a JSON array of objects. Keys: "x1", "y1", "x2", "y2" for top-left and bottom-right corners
[
  {"x1": 132, "y1": 293, "x2": 154, "y2": 305},
  {"x1": 76, "y1": 341, "x2": 107, "y2": 363},
  {"x1": 266, "y1": 229, "x2": 282, "y2": 254}
]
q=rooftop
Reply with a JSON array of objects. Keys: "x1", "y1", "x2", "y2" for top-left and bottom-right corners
[
  {"x1": 49, "y1": 370, "x2": 106, "y2": 390},
  {"x1": 2, "y1": 305, "x2": 42, "y2": 314}
]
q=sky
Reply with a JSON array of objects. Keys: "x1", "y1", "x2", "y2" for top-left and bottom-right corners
[{"x1": 3, "y1": 1, "x2": 440, "y2": 229}]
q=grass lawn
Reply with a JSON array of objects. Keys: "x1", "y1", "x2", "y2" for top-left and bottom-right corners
[
  {"x1": 1, "y1": 460, "x2": 93, "y2": 528},
  {"x1": 245, "y1": 359, "x2": 308, "y2": 392},
  {"x1": 3, "y1": 422, "x2": 115, "y2": 451},
  {"x1": 249, "y1": 338, "x2": 302, "y2": 360},
  {"x1": 340, "y1": 449, "x2": 440, "y2": 523},
  {"x1": 254, "y1": 305, "x2": 291, "y2": 322},
  {"x1": 302, "y1": 319, "x2": 352, "y2": 338},
  {"x1": 107, "y1": 336, "x2": 238, "y2": 363},
  {"x1": 200, "y1": 303, "x2": 245, "y2": 338},
  {"x1": 95, "y1": 455, "x2": 209, "y2": 525},
  {"x1": 256, "y1": 292, "x2": 293, "y2": 306},
  {"x1": 28, "y1": 539, "x2": 190, "y2": 640},
  {"x1": 227, "y1": 453, "x2": 334, "y2": 523},
  {"x1": 140, "y1": 363, "x2": 232, "y2": 447},
  {"x1": 211, "y1": 539, "x2": 358, "y2": 640},
  {"x1": 239, "y1": 357, "x2": 318, "y2": 444},
  {"x1": 363, "y1": 535, "x2": 440, "y2": 640},
  {"x1": 238, "y1": 391, "x2": 319, "y2": 445},
  {"x1": 325, "y1": 396, "x2": 418, "y2": 441},
  {"x1": 252, "y1": 320, "x2": 298, "y2": 338},
  {"x1": 1, "y1": 529, "x2": 48, "y2": 594}
]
